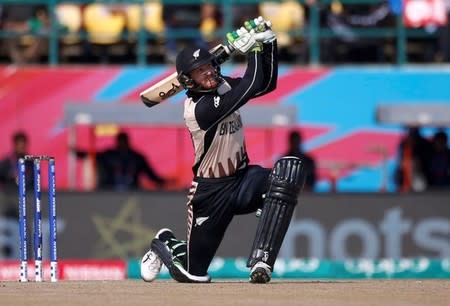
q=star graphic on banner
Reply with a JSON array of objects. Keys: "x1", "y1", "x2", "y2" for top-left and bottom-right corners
[{"x1": 92, "y1": 196, "x2": 156, "y2": 258}]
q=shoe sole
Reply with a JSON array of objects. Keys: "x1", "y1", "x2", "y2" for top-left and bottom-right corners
[
  {"x1": 250, "y1": 267, "x2": 271, "y2": 284},
  {"x1": 151, "y1": 239, "x2": 204, "y2": 283}
]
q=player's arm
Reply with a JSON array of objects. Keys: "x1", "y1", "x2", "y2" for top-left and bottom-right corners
[
  {"x1": 70, "y1": 147, "x2": 101, "y2": 160},
  {"x1": 244, "y1": 17, "x2": 278, "y2": 97},
  {"x1": 253, "y1": 40, "x2": 278, "y2": 97},
  {"x1": 194, "y1": 50, "x2": 267, "y2": 130}
]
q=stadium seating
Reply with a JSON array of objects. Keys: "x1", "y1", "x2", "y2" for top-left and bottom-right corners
[
  {"x1": 56, "y1": 3, "x2": 82, "y2": 45},
  {"x1": 125, "y1": 1, "x2": 165, "y2": 35},
  {"x1": 83, "y1": 3, "x2": 126, "y2": 45},
  {"x1": 259, "y1": 0, "x2": 305, "y2": 48}
]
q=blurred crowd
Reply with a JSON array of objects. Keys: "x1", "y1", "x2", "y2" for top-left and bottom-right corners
[
  {"x1": 0, "y1": 0, "x2": 449, "y2": 65},
  {"x1": 395, "y1": 127, "x2": 450, "y2": 193},
  {"x1": 1, "y1": 128, "x2": 448, "y2": 195}
]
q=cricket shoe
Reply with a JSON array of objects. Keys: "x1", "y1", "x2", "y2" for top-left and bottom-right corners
[
  {"x1": 140, "y1": 228, "x2": 171, "y2": 282},
  {"x1": 249, "y1": 261, "x2": 271, "y2": 284},
  {"x1": 151, "y1": 228, "x2": 211, "y2": 283},
  {"x1": 140, "y1": 248, "x2": 163, "y2": 282}
]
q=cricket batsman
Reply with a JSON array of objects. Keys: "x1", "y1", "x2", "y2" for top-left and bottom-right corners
[{"x1": 140, "y1": 16, "x2": 307, "y2": 283}]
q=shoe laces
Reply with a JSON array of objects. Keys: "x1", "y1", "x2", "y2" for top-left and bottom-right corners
[{"x1": 164, "y1": 238, "x2": 187, "y2": 266}]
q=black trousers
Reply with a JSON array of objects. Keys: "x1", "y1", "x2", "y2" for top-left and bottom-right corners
[{"x1": 186, "y1": 165, "x2": 270, "y2": 276}]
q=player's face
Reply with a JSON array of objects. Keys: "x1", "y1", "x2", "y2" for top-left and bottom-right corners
[{"x1": 190, "y1": 63, "x2": 218, "y2": 90}]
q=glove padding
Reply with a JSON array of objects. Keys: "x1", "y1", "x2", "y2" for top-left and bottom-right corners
[
  {"x1": 244, "y1": 16, "x2": 276, "y2": 43},
  {"x1": 244, "y1": 16, "x2": 269, "y2": 33},
  {"x1": 252, "y1": 29, "x2": 276, "y2": 44},
  {"x1": 226, "y1": 27, "x2": 261, "y2": 54}
]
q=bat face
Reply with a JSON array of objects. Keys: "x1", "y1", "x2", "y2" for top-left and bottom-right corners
[
  {"x1": 159, "y1": 81, "x2": 182, "y2": 100},
  {"x1": 140, "y1": 72, "x2": 183, "y2": 108}
]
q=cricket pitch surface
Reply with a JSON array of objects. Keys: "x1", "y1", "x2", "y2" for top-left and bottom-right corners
[{"x1": 1, "y1": 279, "x2": 449, "y2": 306}]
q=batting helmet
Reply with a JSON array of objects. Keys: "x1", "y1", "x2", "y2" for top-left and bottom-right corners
[{"x1": 176, "y1": 45, "x2": 219, "y2": 90}]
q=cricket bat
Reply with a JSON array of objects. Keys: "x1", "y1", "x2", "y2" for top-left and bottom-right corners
[{"x1": 140, "y1": 43, "x2": 235, "y2": 108}]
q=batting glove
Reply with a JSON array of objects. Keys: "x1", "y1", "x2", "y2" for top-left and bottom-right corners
[
  {"x1": 226, "y1": 27, "x2": 261, "y2": 54},
  {"x1": 244, "y1": 16, "x2": 276, "y2": 44},
  {"x1": 252, "y1": 29, "x2": 276, "y2": 44},
  {"x1": 244, "y1": 16, "x2": 269, "y2": 33}
]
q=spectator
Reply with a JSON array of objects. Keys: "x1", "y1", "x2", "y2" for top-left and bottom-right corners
[
  {"x1": 0, "y1": 131, "x2": 33, "y2": 258},
  {"x1": 284, "y1": 130, "x2": 317, "y2": 191},
  {"x1": 73, "y1": 131, "x2": 170, "y2": 191},
  {"x1": 394, "y1": 126, "x2": 433, "y2": 192},
  {"x1": 1, "y1": 4, "x2": 48, "y2": 65},
  {"x1": 323, "y1": 1, "x2": 392, "y2": 63},
  {"x1": 0, "y1": 131, "x2": 33, "y2": 193},
  {"x1": 428, "y1": 129, "x2": 450, "y2": 188}
]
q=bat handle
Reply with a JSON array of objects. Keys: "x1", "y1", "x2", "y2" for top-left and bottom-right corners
[{"x1": 212, "y1": 44, "x2": 234, "y2": 65}]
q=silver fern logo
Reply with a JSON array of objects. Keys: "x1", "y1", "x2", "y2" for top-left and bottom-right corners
[
  {"x1": 195, "y1": 216, "x2": 209, "y2": 226},
  {"x1": 193, "y1": 49, "x2": 200, "y2": 60}
]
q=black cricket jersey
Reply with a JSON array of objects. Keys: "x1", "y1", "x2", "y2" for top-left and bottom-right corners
[
  {"x1": 183, "y1": 42, "x2": 278, "y2": 178},
  {"x1": 179, "y1": 42, "x2": 278, "y2": 276}
]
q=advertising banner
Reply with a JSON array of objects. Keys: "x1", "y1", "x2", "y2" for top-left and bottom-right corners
[
  {"x1": 0, "y1": 260, "x2": 126, "y2": 281},
  {"x1": 283, "y1": 192, "x2": 450, "y2": 259},
  {"x1": 0, "y1": 192, "x2": 449, "y2": 260},
  {"x1": 128, "y1": 258, "x2": 450, "y2": 279}
]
